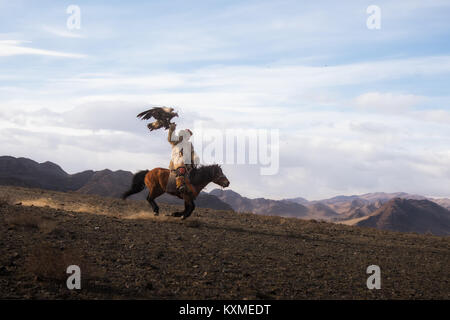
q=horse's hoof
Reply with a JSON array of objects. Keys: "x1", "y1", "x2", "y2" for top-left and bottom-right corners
[
  {"x1": 154, "y1": 212, "x2": 159, "y2": 216},
  {"x1": 171, "y1": 212, "x2": 183, "y2": 217}
]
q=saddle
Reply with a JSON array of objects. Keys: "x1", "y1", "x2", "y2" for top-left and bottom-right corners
[
  {"x1": 165, "y1": 168, "x2": 198, "y2": 197},
  {"x1": 166, "y1": 170, "x2": 178, "y2": 193}
]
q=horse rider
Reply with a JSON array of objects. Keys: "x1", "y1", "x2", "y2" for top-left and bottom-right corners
[{"x1": 168, "y1": 123, "x2": 200, "y2": 193}]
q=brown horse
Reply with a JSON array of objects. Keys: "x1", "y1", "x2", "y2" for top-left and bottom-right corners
[{"x1": 122, "y1": 164, "x2": 230, "y2": 219}]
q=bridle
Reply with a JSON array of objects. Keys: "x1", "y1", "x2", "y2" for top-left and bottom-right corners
[{"x1": 213, "y1": 168, "x2": 227, "y2": 184}]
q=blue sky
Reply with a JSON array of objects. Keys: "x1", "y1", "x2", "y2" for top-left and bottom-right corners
[{"x1": 1, "y1": 0, "x2": 450, "y2": 199}]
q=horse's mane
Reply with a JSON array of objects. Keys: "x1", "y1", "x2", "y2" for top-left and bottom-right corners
[{"x1": 188, "y1": 164, "x2": 221, "y2": 185}]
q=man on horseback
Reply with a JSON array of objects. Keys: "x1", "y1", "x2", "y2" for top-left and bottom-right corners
[
  {"x1": 128, "y1": 106, "x2": 229, "y2": 219},
  {"x1": 168, "y1": 123, "x2": 200, "y2": 193}
]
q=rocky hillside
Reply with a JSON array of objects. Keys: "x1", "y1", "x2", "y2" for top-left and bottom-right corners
[
  {"x1": 433, "y1": 198, "x2": 450, "y2": 210},
  {"x1": 306, "y1": 202, "x2": 340, "y2": 220},
  {"x1": 0, "y1": 156, "x2": 75, "y2": 191},
  {"x1": 356, "y1": 198, "x2": 450, "y2": 236}
]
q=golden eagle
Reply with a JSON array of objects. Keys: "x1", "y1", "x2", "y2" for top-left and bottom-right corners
[{"x1": 137, "y1": 107, "x2": 178, "y2": 131}]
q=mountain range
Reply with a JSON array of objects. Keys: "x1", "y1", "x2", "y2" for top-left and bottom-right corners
[
  {"x1": 1, "y1": 155, "x2": 449, "y2": 235},
  {"x1": 0, "y1": 156, "x2": 233, "y2": 211},
  {"x1": 356, "y1": 198, "x2": 450, "y2": 236},
  {"x1": 210, "y1": 189, "x2": 450, "y2": 235},
  {"x1": 210, "y1": 189, "x2": 309, "y2": 218}
]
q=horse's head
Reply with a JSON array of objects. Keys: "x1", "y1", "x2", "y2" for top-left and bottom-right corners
[
  {"x1": 211, "y1": 165, "x2": 230, "y2": 188},
  {"x1": 189, "y1": 164, "x2": 230, "y2": 189}
]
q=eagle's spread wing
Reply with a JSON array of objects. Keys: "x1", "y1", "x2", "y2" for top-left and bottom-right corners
[{"x1": 137, "y1": 107, "x2": 178, "y2": 131}]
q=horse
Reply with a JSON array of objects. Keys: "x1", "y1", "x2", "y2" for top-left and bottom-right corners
[{"x1": 122, "y1": 164, "x2": 230, "y2": 219}]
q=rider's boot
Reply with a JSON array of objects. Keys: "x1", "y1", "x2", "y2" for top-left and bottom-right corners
[{"x1": 176, "y1": 175, "x2": 186, "y2": 193}]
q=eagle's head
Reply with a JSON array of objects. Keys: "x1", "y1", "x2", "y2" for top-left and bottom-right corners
[{"x1": 162, "y1": 107, "x2": 174, "y2": 113}]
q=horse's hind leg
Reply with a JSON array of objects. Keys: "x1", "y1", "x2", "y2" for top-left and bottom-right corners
[
  {"x1": 145, "y1": 174, "x2": 164, "y2": 216},
  {"x1": 146, "y1": 194, "x2": 160, "y2": 215}
]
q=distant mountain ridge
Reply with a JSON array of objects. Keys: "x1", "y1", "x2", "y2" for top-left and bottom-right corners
[
  {"x1": 284, "y1": 192, "x2": 428, "y2": 206},
  {"x1": 0, "y1": 156, "x2": 233, "y2": 211},
  {"x1": 283, "y1": 191, "x2": 447, "y2": 220},
  {"x1": 210, "y1": 189, "x2": 309, "y2": 218},
  {"x1": 356, "y1": 198, "x2": 450, "y2": 236},
  {"x1": 432, "y1": 198, "x2": 450, "y2": 210},
  {"x1": 209, "y1": 188, "x2": 450, "y2": 236}
]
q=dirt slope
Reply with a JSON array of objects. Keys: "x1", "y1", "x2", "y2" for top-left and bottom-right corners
[{"x1": 0, "y1": 186, "x2": 449, "y2": 299}]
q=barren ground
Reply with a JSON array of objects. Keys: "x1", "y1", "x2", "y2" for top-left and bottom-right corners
[{"x1": 0, "y1": 186, "x2": 449, "y2": 299}]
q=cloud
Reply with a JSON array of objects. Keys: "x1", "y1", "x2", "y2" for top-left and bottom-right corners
[
  {"x1": 2, "y1": 94, "x2": 450, "y2": 200},
  {"x1": 0, "y1": 40, "x2": 86, "y2": 58},
  {"x1": 42, "y1": 26, "x2": 85, "y2": 39},
  {"x1": 354, "y1": 92, "x2": 426, "y2": 112},
  {"x1": 48, "y1": 55, "x2": 450, "y2": 99},
  {"x1": 2, "y1": 52, "x2": 450, "y2": 199},
  {"x1": 229, "y1": 119, "x2": 450, "y2": 199}
]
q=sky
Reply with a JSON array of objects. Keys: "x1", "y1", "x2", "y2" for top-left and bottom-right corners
[{"x1": 1, "y1": 0, "x2": 450, "y2": 200}]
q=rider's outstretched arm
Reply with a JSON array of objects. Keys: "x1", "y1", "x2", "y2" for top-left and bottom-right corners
[{"x1": 168, "y1": 123, "x2": 179, "y2": 146}]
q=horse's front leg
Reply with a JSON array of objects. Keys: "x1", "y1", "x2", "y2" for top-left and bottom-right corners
[
  {"x1": 171, "y1": 201, "x2": 189, "y2": 218},
  {"x1": 169, "y1": 193, "x2": 186, "y2": 217},
  {"x1": 181, "y1": 198, "x2": 195, "y2": 220}
]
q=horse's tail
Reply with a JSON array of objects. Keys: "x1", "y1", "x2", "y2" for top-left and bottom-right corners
[{"x1": 122, "y1": 170, "x2": 149, "y2": 200}]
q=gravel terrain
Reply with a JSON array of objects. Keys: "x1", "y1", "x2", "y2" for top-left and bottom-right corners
[{"x1": 0, "y1": 186, "x2": 449, "y2": 299}]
